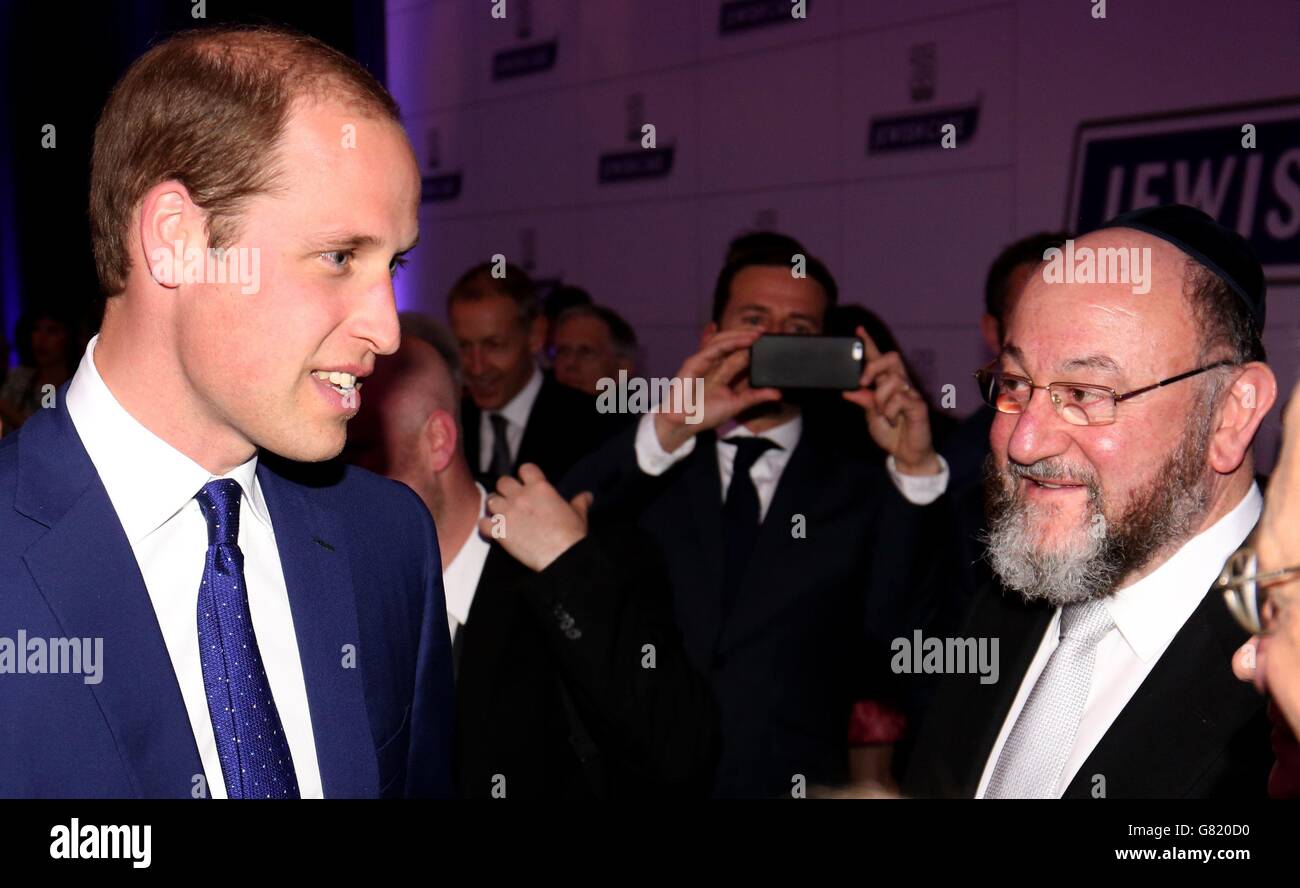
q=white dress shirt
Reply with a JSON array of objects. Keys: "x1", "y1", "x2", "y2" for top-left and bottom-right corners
[
  {"x1": 441, "y1": 484, "x2": 492, "y2": 641},
  {"x1": 65, "y1": 335, "x2": 324, "y2": 799},
  {"x1": 632, "y1": 411, "x2": 950, "y2": 513},
  {"x1": 974, "y1": 482, "x2": 1263, "y2": 798},
  {"x1": 478, "y1": 365, "x2": 543, "y2": 474}
]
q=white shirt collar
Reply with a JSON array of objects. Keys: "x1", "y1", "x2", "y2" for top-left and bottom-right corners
[
  {"x1": 720, "y1": 412, "x2": 802, "y2": 453},
  {"x1": 442, "y1": 483, "x2": 491, "y2": 628},
  {"x1": 64, "y1": 334, "x2": 271, "y2": 544},
  {"x1": 494, "y1": 364, "x2": 543, "y2": 429},
  {"x1": 1106, "y1": 482, "x2": 1262, "y2": 662}
]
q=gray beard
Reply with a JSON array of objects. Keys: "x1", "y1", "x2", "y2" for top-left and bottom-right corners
[{"x1": 981, "y1": 413, "x2": 1214, "y2": 608}]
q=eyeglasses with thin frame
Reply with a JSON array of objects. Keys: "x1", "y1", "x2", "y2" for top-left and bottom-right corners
[
  {"x1": 1217, "y1": 545, "x2": 1300, "y2": 635},
  {"x1": 973, "y1": 359, "x2": 1237, "y2": 426}
]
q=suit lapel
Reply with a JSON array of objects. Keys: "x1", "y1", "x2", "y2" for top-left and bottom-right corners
[
  {"x1": 16, "y1": 396, "x2": 202, "y2": 798},
  {"x1": 950, "y1": 589, "x2": 1056, "y2": 795},
  {"x1": 1065, "y1": 585, "x2": 1263, "y2": 798},
  {"x1": 514, "y1": 376, "x2": 551, "y2": 471},
  {"x1": 257, "y1": 464, "x2": 378, "y2": 798},
  {"x1": 714, "y1": 429, "x2": 820, "y2": 655},
  {"x1": 459, "y1": 545, "x2": 528, "y2": 701},
  {"x1": 682, "y1": 432, "x2": 726, "y2": 652}
]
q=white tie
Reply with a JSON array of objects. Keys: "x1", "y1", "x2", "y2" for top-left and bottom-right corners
[{"x1": 984, "y1": 599, "x2": 1115, "y2": 798}]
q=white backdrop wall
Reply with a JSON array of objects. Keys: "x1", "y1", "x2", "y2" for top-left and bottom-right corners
[{"x1": 387, "y1": 0, "x2": 1300, "y2": 465}]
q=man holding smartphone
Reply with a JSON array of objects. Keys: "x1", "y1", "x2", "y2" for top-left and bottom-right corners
[{"x1": 563, "y1": 237, "x2": 952, "y2": 797}]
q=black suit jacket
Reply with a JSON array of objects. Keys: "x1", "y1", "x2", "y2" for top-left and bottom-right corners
[
  {"x1": 453, "y1": 529, "x2": 717, "y2": 798},
  {"x1": 902, "y1": 578, "x2": 1273, "y2": 798},
  {"x1": 562, "y1": 416, "x2": 956, "y2": 797},
  {"x1": 462, "y1": 372, "x2": 625, "y2": 489}
]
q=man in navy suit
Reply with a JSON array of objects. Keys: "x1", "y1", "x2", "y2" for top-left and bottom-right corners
[
  {"x1": 563, "y1": 241, "x2": 954, "y2": 796},
  {"x1": 0, "y1": 26, "x2": 453, "y2": 798}
]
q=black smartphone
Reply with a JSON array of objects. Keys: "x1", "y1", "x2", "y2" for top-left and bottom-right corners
[{"x1": 749, "y1": 335, "x2": 866, "y2": 390}]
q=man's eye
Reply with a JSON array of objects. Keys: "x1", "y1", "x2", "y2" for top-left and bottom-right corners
[
  {"x1": 389, "y1": 255, "x2": 409, "y2": 277},
  {"x1": 1001, "y1": 376, "x2": 1028, "y2": 393},
  {"x1": 1065, "y1": 386, "x2": 1104, "y2": 404},
  {"x1": 322, "y1": 250, "x2": 353, "y2": 270}
]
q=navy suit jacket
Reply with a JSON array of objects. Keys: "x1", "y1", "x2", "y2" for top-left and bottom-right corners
[
  {"x1": 562, "y1": 417, "x2": 955, "y2": 797},
  {"x1": 0, "y1": 389, "x2": 455, "y2": 798}
]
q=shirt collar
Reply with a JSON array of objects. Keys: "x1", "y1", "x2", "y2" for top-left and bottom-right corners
[
  {"x1": 1106, "y1": 483, "x2": 1262, "y2": 662},
  {"x1": 494, "y1": 364, "x2": 543, "y2": 430},
  {"x1": 720, "y1": 412, "x2": 802, "y2": 453},
  {"x1": 442, "y1": 483, "x2": 491, "y2": 627},
  {"x1": 64, "y1": 334, "x2": 271, "y2": 545}
]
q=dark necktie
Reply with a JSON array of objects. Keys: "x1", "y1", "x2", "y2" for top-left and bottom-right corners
[
  {"x1": 195, "y1": 479, "x2": 300, "y2": 799},
  {"x1": 487, "y1": 413, "x2": 513, "y2": 479},
  {"x1": 720, "y1": 437, "x2": 778, "y2": 622}
]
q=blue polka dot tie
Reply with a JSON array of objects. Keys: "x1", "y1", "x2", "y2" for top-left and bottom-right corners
[{"x1": 195, "y1": 479, "x2": 300, "y2": 799}]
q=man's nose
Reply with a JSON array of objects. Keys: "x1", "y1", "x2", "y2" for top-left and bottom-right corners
[
  {"x1": 1005, "y1": 388, "x2": 1074, "y2": 467},
  {"x1": 352, "y1": 280, "x2": 400, "y2": 356},
  {"x1": 461, "y1": 346, "x2": 484, "y2": 376}
]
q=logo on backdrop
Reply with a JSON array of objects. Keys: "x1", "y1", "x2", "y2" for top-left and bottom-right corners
[
  {"x1": 598, "y1": 92, "x2": 676, "y2": 185},
  {"x1": 718, "y1": 0, "x2": 813, "y2": 35},
  {"x1": 491, "y1": 0, "x2": 558, "y2": 80},
  {"x1": 420, "y1": 126, "x2": 462, "y2": 204},
  {"x1": 909, "y1": 41, "x2": 937, "y2": 103},
  {"x1": 868, "y1": 103, "x2": 982, "y2": 154},
  {"x1": 1067, "y1": 97, "x2": 1300, "y2": 282},
  {"x1": 515, "y1": 228, "x2": 562, "y2": 296},
  {"x1": 865, "y1": 38, "x2": 980, "y2": 154}
]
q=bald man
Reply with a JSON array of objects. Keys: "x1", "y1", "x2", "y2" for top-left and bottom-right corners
[
  {"x1": 347, "y1": 314, "x2": 717, "y2": 798},
  {"x1": 905, "y1": 205, "x2": 1277, "y2": 799}
]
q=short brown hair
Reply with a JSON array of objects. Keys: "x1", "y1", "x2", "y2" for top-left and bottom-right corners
[
  {"x1": 89, "y1": 25, "x2": 401, "y2": 297},
  {"x1": 446, "y1": 262, "x2": 539, "y2": 328}
]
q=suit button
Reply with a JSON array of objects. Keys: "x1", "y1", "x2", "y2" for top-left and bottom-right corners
[{"x1": 565, "y1": 627, "x2": 582, "y2": 640}]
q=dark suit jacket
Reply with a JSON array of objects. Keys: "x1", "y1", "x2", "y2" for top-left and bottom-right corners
[
  {"x1": 902, "y1": 579, "x2": 1273, "y2": 798},
  {"x1": 562, "y1": 415, "x2": 955, "y2": 797},
  {"x1": 0, "y1": 388, "x2": 456, "y2": 798},
  {"x1": 936, "y1": 405, "x2": 997, "y2": 624},
  {"x1": 454, "y1": 530, "x2": 717, "y2": 798},
  {"x1": 462, "y1": 372, "x2": 626, "y2": 489}
]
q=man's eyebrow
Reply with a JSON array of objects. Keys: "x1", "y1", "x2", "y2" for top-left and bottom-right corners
[
  {"x1": 1059, "y1": 353, "x2": 1122, "y2": 374},
  {"x1": 311, "y1": 233, "x2": 420, "y2": 253},
  {"x1": 999, "y1": 345, "x2": 1122, "y2": 377}
]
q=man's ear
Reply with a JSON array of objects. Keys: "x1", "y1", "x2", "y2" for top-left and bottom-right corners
[
  {"x1": 137, "y1": 180, "x2": 205, "y2": 290},
  {"x1": 979, "y1": 313, "x2": 1001, "y2": 358},
  {"x1": 1208, "y1": 362, "x2": 1278, "y2": 474},
  {"x1": 425, "y1": 409, "x2": 459, "y2": 474}
]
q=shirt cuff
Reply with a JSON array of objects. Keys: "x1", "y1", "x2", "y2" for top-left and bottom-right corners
[
  {"x1": 634, "y1": 412, "x2": 696, "y2": 476},
  {"x1": 886, "y1": 454, "x2": 950, "y2": 505}
]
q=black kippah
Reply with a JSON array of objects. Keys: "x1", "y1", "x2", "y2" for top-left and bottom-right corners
[{"x1": 1089, "y1": 203, "x2": 1266, "y2": 330}]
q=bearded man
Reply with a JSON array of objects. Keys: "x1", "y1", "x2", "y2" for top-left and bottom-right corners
[{"x1": 903, "y1": 204, "x2": 1278, "y2": 798}]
